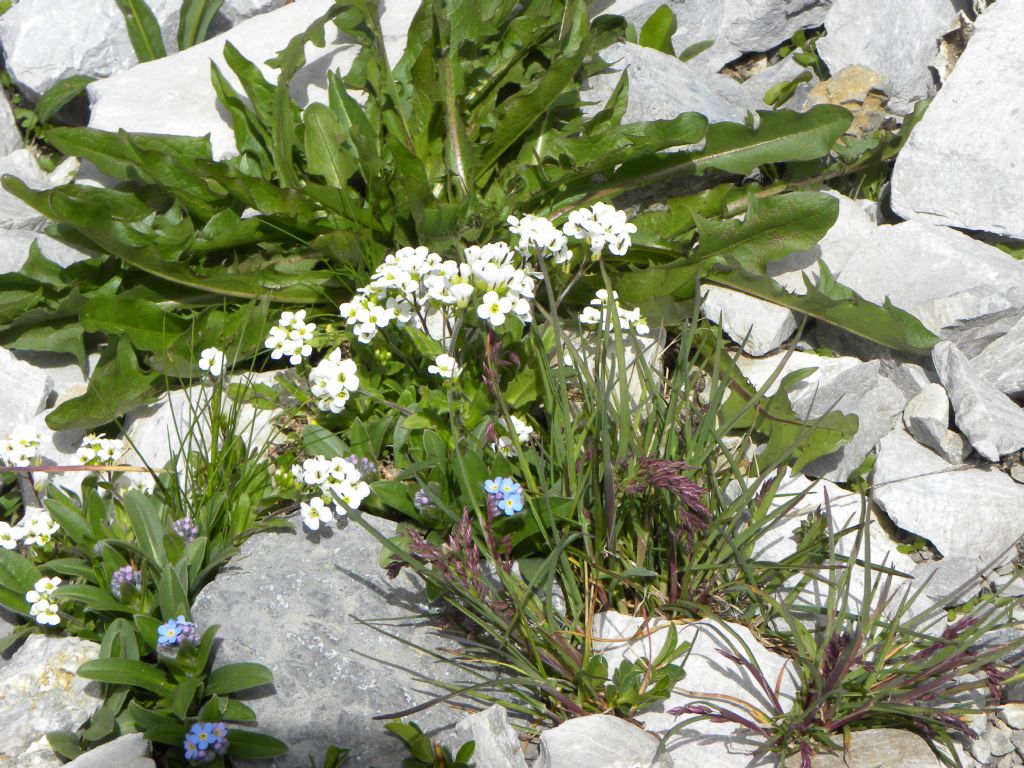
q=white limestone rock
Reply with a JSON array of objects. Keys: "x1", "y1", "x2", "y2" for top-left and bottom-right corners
[
  {"x1": 932, "y1": 341, "x2": 1024, "y2": 461},
  {"x1": 910, "y1": 557, "x2": 984, "y2": 608},
  {"x1": 910, "y1": 288, "x2": 1024, "y2": 359},
  {"x1": 902, "y1": 383, "x2": 968, "y2": 465},
  {"x1": 0, "y1": 91, "x2": 21, "y2": 157},
  {"x1": 748, "y1": 470, "x2": 915, "y2": 621},
  {"x1": 192, "y1": 519, "x2": 469, "y2": 768},
  {"x1": 784, "y1": 729, "x2": 950, "y2": 767},
  {"x1": 64, "y1": 733, "x2": 153, "y2": 768},
  {"x1": 890, "y1": 1, "x2": 1024, "y2": 239},
  {"x1": 817, "y1": 0, "x2": 959, "y2": 114},
  {"x1": 592, "y1": 611, "x2": 794, "y2": 768},
  {"x1": 969, "y1": 314, "x2": 1024, "y2": 397},
  {"x1": 0, "y1": 150, "x2": 72, "y2": 231},
  {"x1": 769, "y1": 194, "x2": 1024, "y2": 350},
  {"x1": 446, "y1": 705, "x2": 526, "y2": 768},
  {"x1": 0, "y1": 346, "x2": 52, "y2": 437},
  {"x1": 121, "y1": 376, "x2": 281, "y2": 473},
  {"x1": 790, "y1": 361, "x2": 908, "y2": 483},
  {"x1": 740, "y1": 55, "x2": 816, "y2": 108},
  {"x1": 583, "y1": 42, "x2": 761, "y2": 125},
  {"x1": 0, "y1": 0, "x2": 183, "y2": 103},
  {"x1": 872, "y1": 427, "x2": 1024, "y2": 564},
  {"x1": 666, "y1": 0, "x2": 831, "y2": 74},
  {"x1": 0, "y1": 635, "x2": 102, "y2": 768},
  {"x1": 87, "y1": 0, "x2": 417, "y2": 161},
  {"x1": 536, "y1": 715, "x2": 671, "y2": 768},
  {"x1": 889, "y1": 362, "x2": 936, "y2": 400},
  {"x1": 700, "y1": 284, "x2": 798, "y2": 357},
  {"x1": 217, "y1": 0, "x2": 288, "y2": 26},
  {"x1": 735, "y1": 349, "x2": 861, "y2": 398},
  {"x1": 0, "y1": 231, "x2": 92, "y2": 274}
]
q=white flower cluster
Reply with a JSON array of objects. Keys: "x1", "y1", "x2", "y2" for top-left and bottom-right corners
[
  {"x1": 494, "y1": 414, "x2": 535, "y2": 457},
  {"x1": 563, "y1": 202, "x2": 637, "y2": 256},
  {"x1": 308, "y1": 349, "x2": 359, "y2": 413},
  {"x1": 0, "y1": 507, "x2": 60, "y2": 550},
  {"x1": 579, "y1": 289, "x2": 650, "y2": 336},
  {"x1": 0, "y1": 426, "x2": 41, "y2": 467},
  {"x1": 264, "y1": 310, "x2": 316, "y2": 365},
  {"x1": 291, "y1": 455, "x2": 372, "y2": 530},
  {"x1": 507, "y1": 214, "x2": 570, "y2": 264},
  {"x1": 26, "y1": 576, "x2": 61, "y2": 626},
  {"x1": 77, "y1": 434, "x2": 124, "y2": 466},
  {"x1": 339, "y1": 242, "x2": 539, "y2": 342}
]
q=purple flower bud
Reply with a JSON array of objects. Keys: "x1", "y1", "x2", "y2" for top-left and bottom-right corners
[
  {"x1": 413, "y1": 489, "x2": 434, "y2": 510},
  {"x1": 172, "y1": 517, "x2": 199, "y2": 543},
  {"x1": 110, "y1": 565, "x2": 141, "y2": 599},
  {"x1": 346, "y1": 454, "x2": 377, "y2": 480}
]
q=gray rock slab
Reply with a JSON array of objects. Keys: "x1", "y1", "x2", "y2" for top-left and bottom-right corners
[
  {"x1": 191, "y1": 518, "x2": 469, "y2": 768},
  {"x1": 890, "y1": 1, "x2": 1024, "y2": 239},
  {"x1": 902, "y1": 383, "x2": 968, "y2": 465},
  {"x1": 592, "y1": 611, "x2": 792, "y2": 768},
  {"x1": 0, "y1": 150, "x2": 67, "y2": 231},
  {"x1": 0, "y1": 345, "x2": 53, "y2": 436},
  {"x1": 87, "y1": 0, "x2": 416, "y2": 161},
  {"x1": 0, "y1": 607, "x2": 17, "y2": 657},
  {"x1": 700, "y1": 284, "x2": 798, "y2": 356},
  {"x1": 872, "y1": 427, "x2": 1024, "y2": 563},
  {"x1": 748, "y1": 471, "x2": 915, "y2": 621},
  {"x1": 817, "y1": 0, "x2": 959, "y2": 114},
  {"x1": 791, "y1": 361, "x2": 908, "y2": 483},
  {"x1": 0, "y1": 635, "x2": 102, "y2": 768},
  {"x1": 889, "y1": 362, "x2": 937, "y2": 400},
  {"x1": 784, "y1": 728, "x2": 948, "y2": 767},
  {"x1": 64, "y1": 733, "x2": 153, "y2": 768},
  {"x1": 583, "y1": 42, "x2": 761, "y2": 125},
  {"x1": 0, "y1": 231, "x2": 92, "y2": 273},
  {"x1": 970, "y1": 314, "x2": 1024, "y2": 397},
  {"x1": 662, "y1": 0, "x2": 830, "y2": 73},
  {"x1": 740, "y1": 55, "x2": 816, "y2": 108},
  {"x1": 445, "y1": 706, "x2": 526, "y2": 768},
  {"x1": 216, "y1": 0, "x2": 288, "y2": 27},
  {"x1": 122, "y1": 376, "x2": 281, "y2": 473},
  {"x1": 0, "y1": 0, "x2": 183, "y2": 103},
  {"x1": 535, "y1": 715, "x2": 671, "y2": 768},
  {"x1": 910, "y1": 557, "x2": 984, "y2": 608},
  {"x1": 932, "y1": 341, "x2": 1024, "y2": 461},
  {"x1": 910, "y1": 287, "x2": 1024, "y2": 360},
  {"x1": 723, "y1": 192, "x2": 1024, "y2": 365},
  {"x1": 0, "y1": 91, "x2": 21, "y2": 156},
  {"x1": 770, "y1": 194, "x2": 1024, "y2": 349},
  {"x1": 735, "y1": 349, "x2": 862, "y2": 398},
  {"x1": 998, "y1": 703, "x2": 1024, "y2": 730}
]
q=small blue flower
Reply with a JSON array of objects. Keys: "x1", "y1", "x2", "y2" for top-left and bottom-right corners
[
  {"x1": 499, "y1": 477, "x2": 521, "y2": 496},
  {"x1": 483, "y1": 477, "x2": 503, "y2": 495},
  {"x1": 156, "y1": 619, "x2": 180, "y2": 646},
  {"x1": 184, "y1": 721, "x2": 229, "y2": 764}
]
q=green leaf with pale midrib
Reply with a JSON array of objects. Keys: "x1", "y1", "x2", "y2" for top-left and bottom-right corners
[
  {"x1": 178, "y1": 0, "x2": 223, "y2": 49},
  {"x1": 112, "y1": 0, "x2": 167, "y2": 63},
  {"x1": 707, "y1": 258, "x2": 940, "y2": 355},
  {"x1": 692, "y1": 191, "x2": 840, "y2": 271}
]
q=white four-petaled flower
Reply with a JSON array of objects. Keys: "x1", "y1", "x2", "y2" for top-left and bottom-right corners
[
  {"x1": 198, "y1": 347, "x2": 226, "y2": 377},
  {"x1": 427, "y1": 353, "x2": 461, "y2": 379}
]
